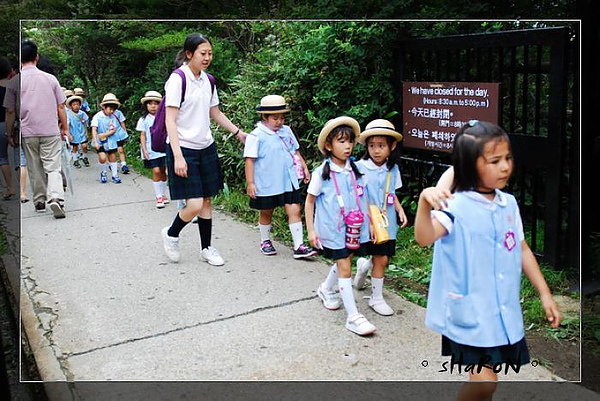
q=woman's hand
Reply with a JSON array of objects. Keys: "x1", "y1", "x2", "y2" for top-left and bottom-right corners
[{"x1": 174, "y1": 154, "x2": 188, "y2": 177}]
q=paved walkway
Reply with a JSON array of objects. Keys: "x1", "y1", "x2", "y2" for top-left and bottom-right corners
[{"x1": 1, "y1": 148, "x2": 598, "y2": 400}]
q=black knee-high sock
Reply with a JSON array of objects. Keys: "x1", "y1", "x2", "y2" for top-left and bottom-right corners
[
  {"x1": 168, "y1": 212, "x2": 189, "y2": 237},
  {"x1": 197, "y1": 217, "x2": 212, "y2": 249}
]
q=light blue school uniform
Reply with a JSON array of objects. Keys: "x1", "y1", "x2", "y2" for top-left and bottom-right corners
[
  {"x1": 91, "y1": 111, "x2": 120, "y2": 151},
  {"x1": 81, "y1": 99, "x2": 91, "y2": 115},
  {"x1": 356, "y1": 159, "x2": 403, "y2": 243},
  {"x1": 67, "y1": 109, "x2": 89, "y2": 144},
  {"x1": 243, "y1": 122, "x2": 300, "y2": 197},
  {"x1": 113, "y1": 108, "x2": 128, "y2": 142},
  {"x1": 307, "y1": 159, "x2": 367, "y2": 250},
  {"x1": 135, "y1": 114, "x2": 165, "y2": 160},
  {"x1": 426, "y1": 190, "x2": 525, "y2": 348}
]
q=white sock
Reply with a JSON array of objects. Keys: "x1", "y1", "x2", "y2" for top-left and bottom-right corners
[
  {"x1": 338, "y1": 277, "x2": 358, "y2": 316},
  {"x1": 371, "y1": 277, "x2": 384, "y2": 300},
  {"x1": 259, "y1": 223, "x2": 271, "y2": 242},
  {"x1": 100, "y1": 162, "x2": 108, "y2": 173},
  {"x1": 121, "y1": 161, "x2": 127, "y2": 166},
  {"x1": 289, "y1": 221, "x2": 304, "y2": 250},
  {"x1": 109, "y1": 162, "x2": 119, "y2": 177},
  {"x1": 161, "y1": 181, "x2": 168, "y2": 197},
  {"x1": 72, "y1": 152, "x2": 79, "y2": 161},
  {"x1": 323, "y1": 263, "x2": 338, "y2": 290},
  {"x1": 153, "y1": 181, "x2": 163, "y2": 197}
]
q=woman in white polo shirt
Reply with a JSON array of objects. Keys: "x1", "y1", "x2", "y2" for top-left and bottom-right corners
[{"x1": 161, "y1": 33, "x2": 246, "y2": 266}]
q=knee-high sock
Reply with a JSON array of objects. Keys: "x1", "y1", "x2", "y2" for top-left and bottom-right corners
[{"x1": 338, "y1": 277, "x2": 358, "y2": 316}]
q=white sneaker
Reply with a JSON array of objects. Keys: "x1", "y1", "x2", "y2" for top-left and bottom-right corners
[
  {"x1": 354, "y1": 257, "x2": 372, "y2": 289},
  {"x1": 161, "y1": 226, "x2": 180, "y2": 262},
  {"x1": 156, "y1": 196, "x2": 165, "y2": 209},
  {"x1": 345, "y1": 313, "x2": 377, "y2": 336},
  {"x1": 317, "y1": 284, "x2": 342, "y2": 310},
  {"x1": 368, "y1": 297, "x2": 394, "y2": 316},
  {"x1": 201, "y1": 246, "x2": 224, "y2": 266}
]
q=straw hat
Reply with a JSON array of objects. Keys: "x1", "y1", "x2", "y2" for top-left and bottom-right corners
[
  {"x1": 66, "y1": 95, "x2": 83, "y2": 107},
  {"x1": 140, "y1": 90, "x2": 162, "y2": 104},
  {"x1": 100, "y1": 93, "x2": 121, "y2": 107},
  {"x1": 64, "y1": 89, "x2": 74, "y2": 98},
  {"x1": 358, "y1": 119, "x2": 403, "y2": 145},
  {"x1": 256, "y1": 95, "x2": 290, "y2": 114},
  {"x1": 73, "y1": 87, "x2": 86, "y2": 96},
  {"x1": 317, "y1": 116, "x2": 361, "y2": 155}
]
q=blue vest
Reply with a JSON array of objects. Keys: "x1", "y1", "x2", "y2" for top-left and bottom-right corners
[
  {"x1": 357, "y1": 160, "x2": 401, "y2": 243},
  {"x1": 248, "y1": 123, "x2": 299, "y2": 196},
  {"x1": 312, "y1": 160, "x2": 367, "y2": 250},
  {"x1": 425, "y1": 191, "x2": 525, "y2": 347}
]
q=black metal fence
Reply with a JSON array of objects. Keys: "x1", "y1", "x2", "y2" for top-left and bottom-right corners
[{"x1": 392, "y1": 26, "x2": 579, "y2": 273}]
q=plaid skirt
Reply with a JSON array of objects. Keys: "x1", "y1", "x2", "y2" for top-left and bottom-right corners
[
  {"x1": 166, "y1": 142, "x2": 223, "y2": 200},
  {"x1": 441, "y1": 335, "x2": 530, "y2": 366}
]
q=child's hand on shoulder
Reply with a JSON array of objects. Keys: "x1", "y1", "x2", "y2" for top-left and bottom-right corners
[{"x1": 420, "y1": 187, "x2": 453, "y2": 210}]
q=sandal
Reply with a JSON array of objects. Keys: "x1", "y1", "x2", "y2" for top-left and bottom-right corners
[
  {"x1": 3, "y1": 193, "x2": 15, "y2": 201},
  {"x1": 20, "y1": 198, "x2": 29, "y2": 203}
]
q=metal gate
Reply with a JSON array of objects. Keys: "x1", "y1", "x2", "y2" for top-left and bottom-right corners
[{"x1": 392, "y1": 26, "x2": 578, "y2": 272}]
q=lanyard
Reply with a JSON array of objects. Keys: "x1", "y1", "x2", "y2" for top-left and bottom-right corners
[
  {"x1": 331, "y1": 168, "x2": 362, "y2": 217},
  {"x1": 381, "y1": 171, "x2": 392, "y2": 210}
]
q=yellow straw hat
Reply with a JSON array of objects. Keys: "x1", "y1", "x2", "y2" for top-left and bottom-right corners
[
  {"x1": 66, "y1": 95, "x2": 83, "y2": 107},
  {"x1": 140, "y1": 90, "x2": 162, "y2": 104},
  {"x1": 73, "y1": 87, "x2": 86, "y2": 96},
  {"x1": 317, "y1": 116, "x2": 360, "y2": 155},
  {"x1": 100, "y1": 93, "x2": 121, "y2": 107},
  {"x1": 358, "y1": 119, "x2": 403, "y2": 145},
  {"x1": 256, "y1": 95, "x2": 290, "y2": 114}
]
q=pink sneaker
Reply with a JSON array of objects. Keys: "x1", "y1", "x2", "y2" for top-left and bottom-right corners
[{"x1": 161, "y1": 195, "x2": 170, "y2": 204}]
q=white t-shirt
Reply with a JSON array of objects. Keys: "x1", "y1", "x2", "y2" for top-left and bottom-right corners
[{"x1": 164, "y1": 64, "x2": 219, "y2": 150}]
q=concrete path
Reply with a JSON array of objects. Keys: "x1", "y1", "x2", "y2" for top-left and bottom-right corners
[{"x1": 0, "y1": 148, "x2": 597, "y2": 400}]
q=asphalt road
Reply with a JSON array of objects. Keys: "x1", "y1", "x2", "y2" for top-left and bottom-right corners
[{"x1": 2, "y1": 147, "x2": 597, "y2": 400}]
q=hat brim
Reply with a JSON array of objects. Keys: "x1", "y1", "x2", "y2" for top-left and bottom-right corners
[
  {"x1": 141, "y1": 96, "x2": 162, "y2": 104},
  {"x1": 317, "y1": 116, "x2": 361, "y2": 154},
  {"x1": 101, "y1": 101, "x2": 120, "y2": 107},
  {"x1": 358, "y1": 128, "x2": 403, "y2": 145},
  {"x1": 66, "y1": 95, "x2": 83, "y2": 106}
]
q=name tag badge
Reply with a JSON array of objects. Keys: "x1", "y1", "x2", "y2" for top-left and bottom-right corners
[
  {"x1": 386, "y1": 193, "x2": 395, "y2": 205},
  {"x1": 356, "y1": 185, "x2": 364, "y2": 196}
]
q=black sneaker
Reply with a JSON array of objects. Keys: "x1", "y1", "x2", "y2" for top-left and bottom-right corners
[
  {"x1": 82, "y1": 157, "x2": 90, "y2": 167},
  {"x1": 48, "y1": 199, "x2": 65, "y2": 219},
  {"x1": 260, "y1": 240, "x2": 277, "y2": 256},
  {"x1": 35, "y1": 202, "x2": 46, "y2": 213},
  {"x1": 121, "y1": 165, "x2": 130, "y2": 174},
  {"x1": 293, "y1": 243, "x2": 317, "y2": 259},
  {"x1": 73, "y1": 160, "x2": 81, "y2": 168}
]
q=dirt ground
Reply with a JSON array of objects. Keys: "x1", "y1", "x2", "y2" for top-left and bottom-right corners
[{"x1": 526, "y1": 293, "x2": 599, "y2": 394}]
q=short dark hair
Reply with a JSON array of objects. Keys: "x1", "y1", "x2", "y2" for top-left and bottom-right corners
[
  {"x1": 21, "y1": 40, "x2": 38, "y2": 63},
  {"x1": 452, "y1": 120, "x2": 511, "y2": 192},
  {"x1": 0, "y1": 57, "x2": 12, "y2": 80}
]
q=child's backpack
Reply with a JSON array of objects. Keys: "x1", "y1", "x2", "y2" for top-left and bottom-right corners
[{"x1": 150, "y1": 69, "x2": 216, "y2": 153}]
